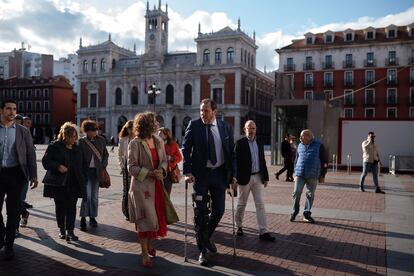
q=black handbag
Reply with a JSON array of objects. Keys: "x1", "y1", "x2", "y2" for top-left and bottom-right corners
[{"x1": 43, "y1": 170, "x2": 67, "y2": 187}]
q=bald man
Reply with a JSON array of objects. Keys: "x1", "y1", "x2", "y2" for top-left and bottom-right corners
[{"x1": 290, "y1": 129, "x2": 327, "y2": 224}]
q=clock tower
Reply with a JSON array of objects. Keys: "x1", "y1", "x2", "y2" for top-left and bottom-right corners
[{"x1": 145, "y1": 0, "x2": 169, "y2": 57}]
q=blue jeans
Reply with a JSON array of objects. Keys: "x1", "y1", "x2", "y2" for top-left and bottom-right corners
[
  {"x1": 80, "y1": 168, "x2": 99, "y2": 218},
  {"x1": 292, "y1": 177, "x2": 318, "y2": 215},
  {"x1": 360, "y1": 162, "x2": 379, "y2": 189}
]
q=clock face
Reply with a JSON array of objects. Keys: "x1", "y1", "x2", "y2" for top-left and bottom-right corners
[{"x1": 150, "y1": 34, "x2": 155, "y2": 40}]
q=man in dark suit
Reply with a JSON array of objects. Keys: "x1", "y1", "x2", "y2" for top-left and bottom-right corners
[
  {"x1": 182, "y1": 98, "x2": 236, "y2": 266},
  {"x1": 0, "y1": 99, "x2": 38, "y2": 260},
  {"x1": 234, "y1": 120, "x2": 275, "y2": 242}
]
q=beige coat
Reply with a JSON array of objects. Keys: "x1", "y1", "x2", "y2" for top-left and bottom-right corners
[
  {"x1": 127, "y1": 135, "x2": 168, "y2": 232},
  {"x1": 362, "y1": 139, "x2": 380, "y2": 163}
]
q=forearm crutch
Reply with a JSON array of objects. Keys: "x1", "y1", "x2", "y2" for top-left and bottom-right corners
[
  {"x1": 230, "y1": 187, "x2": 236, "y2": 257},
  {"x1": 184, "y1": 179, "x2": 188, "y2": 262}
]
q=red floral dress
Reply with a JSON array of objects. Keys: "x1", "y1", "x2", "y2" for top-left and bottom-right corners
[{"x1": 138, "y1": 148, "x2": 167, "y2": 240}]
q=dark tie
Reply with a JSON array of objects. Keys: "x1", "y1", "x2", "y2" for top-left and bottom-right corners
[{"x1": 206, "y1": 124, "x2": 217, "y2": 165}]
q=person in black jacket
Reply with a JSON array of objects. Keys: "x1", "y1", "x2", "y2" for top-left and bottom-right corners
[
  {"x1": 275, "y1": 133, "x2": 293, "y2": 181},
  {"x1": 42, "y1": 122, "x2": 87, "y2": 241},
  {"x1": 234, "y1": 120, "x2": 275, "y2": 242}
]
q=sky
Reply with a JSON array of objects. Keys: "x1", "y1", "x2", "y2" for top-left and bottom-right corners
[{"x1": 1, "y1": 0, "x2": 414, "y2": 72}]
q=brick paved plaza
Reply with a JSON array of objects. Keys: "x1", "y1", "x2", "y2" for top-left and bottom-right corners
[{"x1": 1, "y1": 145, "x2": 413, "y2": 275}]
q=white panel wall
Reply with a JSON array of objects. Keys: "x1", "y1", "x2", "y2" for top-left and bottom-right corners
[{"x1": 340, "y1": 120, "x2": 414, "y2": 167}]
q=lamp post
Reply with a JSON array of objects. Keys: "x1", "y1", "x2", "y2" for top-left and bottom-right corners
[{"x1": 147, "y1": 83, "x2": 161, "y2": 113}]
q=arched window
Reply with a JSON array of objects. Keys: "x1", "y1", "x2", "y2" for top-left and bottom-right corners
[
  {"x1": 91, "y1": 59, "x2": 97, "y2": 72},
  {"x1": 184, "y1": 84, "x2": 192, "y2": 105},
  {"x1": 241, "y1": 48, "x2": 243, "y2": 63},
  {"x1": 83, "y1": 60, "x2": 88, "y2": 73},
  {"x1": 182, "y1": 116, "x2": 191, "y2": 136},
  {"x1": 227, "y1": 47, "x2": 234, "y2": 64},
  {"x1": 244, "y1": 51, "x2": 247, "y2": 65},
  {"x1": 131, "y1": 86, "x2": 138, "y2": 105},
  {"x1": 112, "y1": 59, "x2": 116, "y2": 69},
  {"x1": 166, "y1": 84, "x2": 174, "y2": 104},
  {"x1": 215, "y1": 48, "x2": 222, "y2": 64},
  {"x1": 251, "y1": 55, "x2": 254, "y2": 68},
  {"x1": 247, "y1": 52, "x2": 251, "y2": 67},
  {"x1": 203, "y1": 49, "x2": 210, "y2": 65},
  {"x1": 115, "y1": 88, "x2": 122, "y2": 105},
  {"x1": 100, "y1": 58, "x2": 106, "y2": 71}
]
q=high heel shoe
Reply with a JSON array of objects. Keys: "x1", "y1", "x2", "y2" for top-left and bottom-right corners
[
  {"x1": 143, "y1": 258, "x2": 153, "y2": 268},
  {"x1": 148, "y1": 248, "x2": 156, "y2": 257}
]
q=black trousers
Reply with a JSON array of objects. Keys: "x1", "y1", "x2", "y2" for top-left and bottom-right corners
[
  {"x1": 277, "y1": 158, "x2": 293, "y2": 179},
  {"x1": 122, "y1": 163, "x2": 131, "y2": 219},
  {"x1": 54, "y1": 197, "x2": 78, "y2": 231},
  {"x1": 0, "y1": 166, "x2": 25, "y2": 247}
]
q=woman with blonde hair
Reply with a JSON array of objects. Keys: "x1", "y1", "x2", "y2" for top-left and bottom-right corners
[
  {"x1": 118, "y1": 120, "x2": 134, "y2": 220},
  {"x1": 42, "y1": 122, "x2": 87, "y2": 241},
  {"x1": 158, "y1": 127, "x2": 182, "y2": 196},
  {"x1": 128, "y1": 112, "x2": 168, "y2": 268}
]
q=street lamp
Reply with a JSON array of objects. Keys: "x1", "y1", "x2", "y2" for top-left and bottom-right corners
[{"x1": 147, "y1": 83, "x2": 161, "y2": 113}]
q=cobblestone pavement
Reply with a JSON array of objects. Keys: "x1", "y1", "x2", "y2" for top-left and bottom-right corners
[{"x1": 1, "y1": 145, "x2": 413, "y2": 275}]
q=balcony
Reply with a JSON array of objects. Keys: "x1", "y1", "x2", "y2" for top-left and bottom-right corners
[
  {"x1": 385, "y1": 57, "x2": 399, "y2": 66},
  {"x1": 365, "y1": 79, "x2": 375, "y2": 86},
  {"x1": 322, "y1": 62, "x2": 334, "y2": 69},
  {"x1": 284, "y1": 64, "x2": 296, "y2": 72},
  {"x1": 324, "y1": 81, "x2": 333, "y2": 88},
  {"x1": 387, "y1": 78, "x2": 398, "y2": 86},
  {"x1": 343, "y1": 60, "x2": 355, "y2": 68},
  {"x1": 364, "y1": 59, "x2": 376, "y2": 67},
  {"x1": 304, "y1": 81, "x2": 314, "y2": 88},
  {"x1": 344, "y1": 80, "x2": 354, "y2": 88},
  {"x1": 303, "y1": 62, "x2": 315, "y2": 71}
]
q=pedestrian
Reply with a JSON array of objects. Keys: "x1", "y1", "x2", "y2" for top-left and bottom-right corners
[
  {"x1": 182, "y1": 98, "x2": 236, "y2": 266},
  {"x1": 78, "y1": 120, "x2": 109, "y2": 231},
  {"x1": 158, "y1": 127, "x2": 182, "y2": 196},
  {"x1": 290, "y1": 129, "x2": 328, "y2": 224},
  {"x1": 127, "y1": 112, "x2": 169, "y2": 268},
  {"x1": 0, "y1": 99, "x2": 38, "y2": 260},
  {"x1": 42, "y1": 122, "x2": 87, "y2": 241},
  {"x1": 234, "y1": 120, "x2": 275, "y2": 242},
  {"x1": 359, "y1": 131, "x2": 385, "y2": 193},
  {"x1": 118, "y1": 120, "x2": 134, "y2": 221},
  {"x1": 275, "y1": 133, "x2": 293, "y2": 181},
  {"x1": 110, "y1": 136, "x2": 115, "y2": 152},
  {"x1": 286, "y1": 135, "x2": 297, "y2": 181}
]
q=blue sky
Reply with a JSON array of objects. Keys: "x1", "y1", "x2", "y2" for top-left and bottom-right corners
[{"x1": 1, "y1": 0, "x2": 413, "y2": 71}]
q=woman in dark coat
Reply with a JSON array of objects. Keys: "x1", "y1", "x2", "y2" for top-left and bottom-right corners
[{"x1": 42, "y1": 122, "x2": 87, "y2": 241}]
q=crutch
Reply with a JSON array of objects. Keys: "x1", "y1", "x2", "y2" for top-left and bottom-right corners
[
  {"x1": 184, "y1": 178, "x2": 189, "y2": 262},
  {"x1": 230, "y1": 185, "x2": 236, "y2": 257}
]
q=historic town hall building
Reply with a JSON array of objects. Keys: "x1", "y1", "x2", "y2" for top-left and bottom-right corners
[{"x1": 77, "y1": 1, "x2": 274, "y2": 143}]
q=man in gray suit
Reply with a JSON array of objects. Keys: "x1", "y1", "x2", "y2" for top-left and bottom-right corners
[{"x1": 0, "y1": 99, "x2": 38, "y2": 260}]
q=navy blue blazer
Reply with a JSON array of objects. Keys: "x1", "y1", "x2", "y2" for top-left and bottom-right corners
[{"x1": 182, "y1": 118, "x2": 235, "y2": 186}]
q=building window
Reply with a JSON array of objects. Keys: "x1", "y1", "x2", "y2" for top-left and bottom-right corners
[
  {"x1": 411, "y1": 50, "x2": 414, "y2": 64},
  {"x1": 44, "y1": 101, "x2": 49, "y2": 112},
  {"x1": 304, "y1": 91, "x2": 313, "y2": 100},
  {"x1": 344, "y1": 90, "x2": 353, "y2": 105},
  {"x1": 324, "y1": 55, "x2": 333, "y2": 69},
  {"x1": 286, "y1": 57, "x2": 294, "y2": 71},
  {"x1": 203, "y1": 49, "x2": 210, "y2": 65},
  {"x1": 325, "y1": 34, "x2": 332, "y2": 43},
  {"x1": 83, "y1": 60, "x2": 88, "y2": 73},
  {"x1": 90, "y1": 93, "x2": 97, "y2": 108},
  {"x1": 115, "y1": 88, "x2": 122, "y2": 105},
  {"x1": 100, "y1": 58, "x2": 105, "y2": 71},
  {"x1": 387, "y1": 89, "x2": 397, "y2": 105},
  {"x1": 215, "y1": 48, "x2": 222, "y2": 65},
  {"x1": 410, "y1": 88, "x2": 414, "y2": 105},
  {"x1": 388, "y1": 29, "x2": 396, "y2": 38},
  {"x1": 18, "y1": 102, "x2": 24, "y2": 112},
  {"x1": 388, "y1": 51, "x2": 397, "y2": 65},
  {"x1": 19, "y1": 90, "x2": 24, "y2": 99},
  {"x1": 247, "y1": 52, "x2": 251, "y2": 67},
  {"x1": 345, "y1": 54, "x2": 353, "y2": 67},
  {"x1": 35, "y1": 89, "x2": 41, "y2": 98},
  {"x1": 366, "y1": 70, "x2": 375, "y2": 85},
  {"x1": 409, "y1": 107, "x2": 414, "y2": 118},
  {"x1": 91, "y1": 59, "x2": 97, "y2": 72},
  {"x1": 365, "y1": 89, "x2": 375, "y2": 105},
  {"x1": 324, "y1": 72, "x2": 333, "y2": 87},
  {"x1": 226, "y1": 47, "x2": 234, "y2": 64},
  {"x1": 345, "y1": 32, "x2": 353, "y2": 41},
  {"x1": 244, "y1": 51, "x2": 247, "y2": 65},
  {"x1": 344, "y1": 71, "x2": 353, "y2": 86},
  {"x1": 27, "y1": 102, "x2": 32, "y2": 112},
  {"x1": 35, "y1": 101, "x2": 41, "y2": 112},
  {"x1": 27, "y1": 90, "x2": 32, "y2": 99},
  {"x1": 387, "y1": 108, "x2": 397, "y2": 118},
  {"x1": 367, "y1": 31, "x2": 374, "y2": 39},
  {"x1": 305, "y1": 56, "x2": 313, "y2": 70},
  {"x1": 344, "y1": 108, "x2": 353, "y2": 118},
  {"x1": 365, "y1": 108, "x2": 375, "y2": 118},
  {"x1": 166, "y1": 84, "x2": 174, "y2": 104},
  {"x1": 35, "y1": 114, "x2": 41, "y2": 125},
  {"x1": 366, "y1": 52, "x2": 374, "y2": 66},
  {"x1": 306, "y1": 36, "x2": 313, "y2": 44},
  {"x1": 44, "y1": 114, "x2": 49, "y2": 124},
  {"x1": 212, "y1": 88, "x2": 223, "y2": 104},
  {"x1": 304, "y1": 73, "x2": 313, "y2": 88},
  {"x1": 184, "y1": 84, "x2": 192, "y2": 105},
  {"x1": 131, "y1": 86, "x2": 138, "y2": 105},
  {"x1": 43, "y1": 88, "x2": 49, "y2": 98},
  {"x1": 324, "y1": 90, "x2": 333, "y2": 100},
  {"x1": 410, "y1": 68, "x2": 414, "y2": 82},
  {"x1": 388, "y1": 69, "x2": 397, "y2": 84}
]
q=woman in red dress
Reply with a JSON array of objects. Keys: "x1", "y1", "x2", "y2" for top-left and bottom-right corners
[{"x1": 127, "y1": 112, "x2": 168, "y2": 268}]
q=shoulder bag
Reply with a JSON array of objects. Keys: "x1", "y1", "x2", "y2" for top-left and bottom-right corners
[{"x1": 84, "y1": 138, "x2": 111, "y2": 188}]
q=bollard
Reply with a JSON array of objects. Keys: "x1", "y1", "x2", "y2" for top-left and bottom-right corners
[
  {"x1": 346, "y1": 154, "x2": 352, "y2": 175},
  {"x1": 332, "y1": 154, "x2": 337, "y2": 173}
]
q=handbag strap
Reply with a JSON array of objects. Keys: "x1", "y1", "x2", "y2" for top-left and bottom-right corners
[{"x1": 84, "y1": 138, "x2": 102, "y2": 162}]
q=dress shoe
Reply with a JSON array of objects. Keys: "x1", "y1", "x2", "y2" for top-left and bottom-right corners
[
  {"x1": 290, "y1": 212, "x2": 298, "y2": 222},
  {"x1": 360, "y1": 186, "x2": 365, "y2": 192},
  {"x1": 20, "y1": 211, "x2": 30, "y2": 227},
  {"x1": 89, "y1": 217, "x2": 98, "y2": 227},
  {"x1": 275, "y1": 173, "x2": 279, "y2": 180},
  {"x1": 4, "y1": 246, "x2": 14, "y2": 261},
  {"x1": 80, "y1": 217, "x2": 87, "y2": 231},
  {"x1": 236, "y1": 227, "x2": 244, "y2": 236},
  {"x1": 259, "y1": 232, "x2": 275, "y2": 242},
  {"x1": 375, "y1": 188, "x2": 385, "y2": 194},
  {"x1": 15, "y1": 229, "x2": 20, "y2": 238},
  {"x1": 303, "y1": 214, "x2": 315, "y2": 224},
  {"x1": 24, "y1": 201, "x2": 33, "y2": 209},
  {"x1": 59, "y1": 228, "x2": 66, "y2": 239},
  {"x1": 285, "y1": 178, "x2": 293, "y2": 182},
  {"x1": 207, "y1": 238, "x2": 217, "y2": 253},
  {"x1": 198, "y1": 251, "x2": 208, "y2": 266},
  {"x1": 148, "y1": 248, "x2": 156, "y2": 257},
  {"x1": 66, "y1": 230, "x2": 79, "y2": 241}
]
